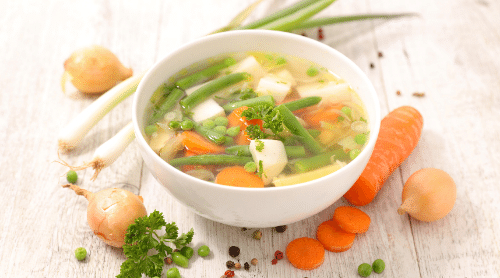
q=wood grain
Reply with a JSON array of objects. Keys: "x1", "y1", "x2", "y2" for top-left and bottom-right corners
[{"x1": 0, "y1": 0, "x2": 499, "y2": 277}]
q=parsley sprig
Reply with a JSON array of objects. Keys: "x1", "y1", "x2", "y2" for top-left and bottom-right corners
[
  {"x1": 117, "y1": 210, "x2": 194, "y2": 278},
  {"x1": 241, "y1": 104, "x2": 284, "y2": 140}
]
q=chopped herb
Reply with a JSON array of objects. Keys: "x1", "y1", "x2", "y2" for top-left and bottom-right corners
[
  {"x1": 255, "y1": 139, "x2": 265, "y2": 152},
  {"x1": 117, "y1": 210, "x2": 194, "y2": 278},
  {"x1": 246, "y1": 124, "x2": 267, "y2": 140}
]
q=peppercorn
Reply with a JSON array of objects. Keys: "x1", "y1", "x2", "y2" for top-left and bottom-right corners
[
  {"x1": 252, "y1": 230, "x2": 262, "y2": 240},
  {"x1": 234, "y1": 262, "x2": 241, "y2": 270},
  {"x1": 370, "y1": 63, "x2": 375, "y2": 69},
  {"x1": 274, "y1": 225, "x2": 287, "y2": 233},
  {"x1": 271, "y1": 258, "x2": 278, "y2": 265},
  {"x1": 224, "y1": 270, "x2": 235, "y2": 278},
  {"x1": 251, "y1": 258, "x2": 258, "y2": 265},
  {"x1": 228, "y1": 246, "x2": 240, "y2": 257},
  {"x1": 274, "y1": 250, "x2": 284, "y2": 260},
  {"x1": 226, "y1": 260, "x2": 235, "y2": 268},
  {"x1": 378, "y1": 51, "x2": 384, "y2": 58},
  {"x1": 164, "y1": 257, "x2": 173, "y2": 265},
  {"x1": 244, "y1": 262, "x2": 250, "y2": 270}
]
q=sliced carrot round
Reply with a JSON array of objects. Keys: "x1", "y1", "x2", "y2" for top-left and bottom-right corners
[
  {"x1": 316, "y1": 220, "x2": 356, "y2": 252},
  {"x1": 285, "y1": 237, "x2": 325, "y2": 270},
  {"x1": 215, "y1": 166, "x2": 264, "y2": 188},
  {"x1": 333, "y1": 206, "x2": 371, "y2": 233}
]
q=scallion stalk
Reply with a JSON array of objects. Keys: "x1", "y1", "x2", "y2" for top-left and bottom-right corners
[
  {"x1": 290, "y1": 13, "x2": 417, "y2": 30},
  {"x1": 57, "y1": 73, "x2": 144, "y2": 152}
]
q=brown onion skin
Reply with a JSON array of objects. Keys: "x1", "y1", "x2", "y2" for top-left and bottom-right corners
[
  {"x1": 86, "y1": 188, "x2": 147, "y2": 248},
  {"x1": 64, "y1": 45, "x2": 133, "y2": 94},
  {"x1": 398, "y1": 168, "x2": 456, "y2": 222}
]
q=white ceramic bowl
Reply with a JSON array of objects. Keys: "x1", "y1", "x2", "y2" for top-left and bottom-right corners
[{"x1": 132, "y1": 30, "x2": 380, "y2": 228}]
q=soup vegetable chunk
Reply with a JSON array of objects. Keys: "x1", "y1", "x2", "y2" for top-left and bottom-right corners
[{"x1": 145, "y1": 52, "x2": 369, "y2": 188}]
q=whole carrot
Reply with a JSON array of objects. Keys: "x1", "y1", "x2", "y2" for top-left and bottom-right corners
[{"x1": 343, "y1": 106, "x2": 423, "y2": 206}]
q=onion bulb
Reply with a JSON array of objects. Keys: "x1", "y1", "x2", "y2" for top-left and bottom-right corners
[
  {"x1": 62, "y1": 183, "x2": 147, "y2": 247},
  {"x1": 62, "y1": 45, "x2": 133, "y2": 94},
  {"x1": 397, "y1": 168, "x2": 456, "y2": 222}
]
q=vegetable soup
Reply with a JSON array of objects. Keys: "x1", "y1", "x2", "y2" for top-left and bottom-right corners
[{"x1": 144, "y1": 52, "x2": 370, "y2": 187}]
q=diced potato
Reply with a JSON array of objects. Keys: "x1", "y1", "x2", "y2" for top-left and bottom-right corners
[
  {"x1": 232, "y1": 56, "x2": 267, "y2": 87},
  {"x1": 256, "y1": 74, "x2": 292, "y2": 103},
  {"x1": 185, "y1": 82, "x2": 225, "y2": 123},
  {"x1": 296, "y1": 82, "x2": 352, "y2": 102},
  {"x1": 275, "y1": 69, "x2": 296, "y2": 87},
  {"x1": 249, "y1": 139, "x2": 288, "y2": 185},
  {"x1": 273, "y1": 162, "x2": 345, "y2": 187}
]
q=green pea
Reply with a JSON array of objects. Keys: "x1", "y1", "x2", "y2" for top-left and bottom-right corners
[
  {"x1": 306, "y1": 66, "x2": 319, "y2": 77},
  {"x1": 276, "y1": 56, "x2": 287, "y2": 65},
  {"x1": 172, "y1": 252, "x2": 189, "y2": 268},
  {"x1": 358, "y1": 263, "x2": 372, "y2": 277},
  {"x1": 169, "y1": 120, "x2": 180, "y2": 129},
  {"x1": 349, "y1": 149, "x2": 361, "y2": 160},
  {"x1": 197, "y1": 245, "x2": 210, "y2": 257},
  {"x1": 180, "y1": 120, "x2": 194, "y2": 131},
  {"x1": 372, "y1": 259, "x2": 385, "y2": 274},
  {"x1": 74, "y1": 247, "x2": 87, "y2": 261},
  {"x1": 213, "y1": 125, "x2": 227, "y2": 134},
  {"x1": 67, "y1": 170, "x2": 78, "y2": 184},
  {"x1": 224, "y1": 136, "x2": 234, "y2": 146},
  {"x1": 226, "y1": 126, "x2": 240, "y2": 137},
  {"x1": 214, "y1": 116, "x2": 229, "y2": 127},
  {"x1": 180, "y1": 246, "x2": 194, "y2": 259},
  {"x1": 244, "y1": 161, "x2": 257, "y2": 173},
  {"x1": 202, "y1": 119, "x2": 215, "y2": 129},
  {"x1": 166, "y1": 267, "x2": 181, "y2": 278},
  {"x1": 355, "y1": 133, "x2": 367, "y2": 145}
]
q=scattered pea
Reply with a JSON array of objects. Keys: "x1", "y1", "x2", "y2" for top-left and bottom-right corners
[
  {"x1": 74, "y1": 247, "x2": 86, "y2": 261},
  {"x1": 180, "y1": 120, "x2": 194, "y2": 130},
  {"x1": 226, "y1": 126, "x2": 240, "y2": 137},
  {"x1": 67, "y1": 170, "x2": 78, "y2": 184},
  {"x1": 202, "y1": 119, "x2": 215, "y2": 129},
  {"x1": 372, "y1": 259, "x2": 385, "y2": 274},
  {"x1": 172, "y1": 252, "x2": 189, "y2": 268},
  {"x1": 198, "y1": 245, "x2": 210, "y2": 257},
  {"x1": 214, "y1": 116, "x2": 229, "y2": 127},
  {"x1": 306, "y1": 66, "x2": 319, "y2": 77},
  {"x1": 180, "y1": 246, "x2": 194, "y2": 259},
  {"x1": 166, "y1": 267, "x2": 181, "y2": 278},
  {"x1": 355, "y1": 133, "x2": 368, "y2": 145},
  {"x1": 349, "y1": 149, "x2": 361, "y2": 160},
  {"x1": 169, "y1": 120, "x2": 180, "y2": 129},
  {"x1": 358, "y1": 263, "x2": 372, "y2": 277},
  {"x1": 213, "y1": 125, "x2": 227, "y2": 134},
  {"x1": 244, "y1": 161, "x2": 257, "y2": 173}
]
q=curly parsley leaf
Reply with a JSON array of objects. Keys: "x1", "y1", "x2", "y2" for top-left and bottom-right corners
[
  {"x1": 241, "y1": 104, "x2": 284, "y2": 140},
  {"x1": 117, "y1": 210, "x2": 194, "y2": 278}
]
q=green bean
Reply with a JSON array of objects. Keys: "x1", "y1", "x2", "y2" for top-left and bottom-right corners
[
  {"x1": 175, "y1": 57, "x2": 237, "y2": 90},
  {"x1": 148, "y1": 88, "x2": 184, "y2": 124},
  {"x1": 169, "y1": 154, "x2": 253, "y2": 167},
  {"x1": 276, "y1": 104, "x2": 324, "y2": 154},
  {"x1": 222, "y1": 95, "x2": 275, "y2": 112},
  {"x1": 283, "y1": 96, "x2": 321, "y2": 111},
  {"x1": 194, "y1": 125, "x2": 226, "y2": 145},
  {"x1": 293, "y1": 149, "x2": 347, "y2": 173},
  {"x1": 144, "y1": 124, "x2": 158, "y2": 135},
  {"x1": 225, "y1": 145, "x2": 307, "y2": 158},
  {"x1": 240, "y1": 0, "x2": 322, "y2": 30},
  {"x1": 150, "y1": 83, "x2": 172, "y2": 105},
  {"x1": 307, "y1": 128, "x2": 321, "y2": 138},
  {"x1": 180, "y1": 72, "x2": 250, "y2": 112}
]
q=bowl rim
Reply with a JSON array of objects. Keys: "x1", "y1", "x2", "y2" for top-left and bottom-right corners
[{"x1": 132, "y1": 29, "x2": 381, "y2": 193}]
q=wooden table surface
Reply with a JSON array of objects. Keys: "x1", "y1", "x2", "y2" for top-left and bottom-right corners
[{"x1": 1, "y1": 0, "x2": 499, "y2": 277}]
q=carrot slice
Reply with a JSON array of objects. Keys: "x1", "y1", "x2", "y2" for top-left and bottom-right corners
[
  {"x1": 285, "y1": 237, "x2": 325, "y2": 270},
  {"x1": 303, "y1": 104, "x2": 343, "y2": 127},
  {"x1": 181, "y1": 131, "x2": 225, "y2": 154},
  {"x1": 215, "y1": 166, "x2": 264, "y2": 188},
  {"x1": 332, "y1": 206, "x2": 371, "y2": 234},
  {"x1": 228, "y1": 106, "x2": 249, "y2": 128},
  {"x1": 343, "y1": 106, "x2": 424, "y2": 206},
  {"x1": 316, "y1": 220, "x2": 356, "y2": 253}
]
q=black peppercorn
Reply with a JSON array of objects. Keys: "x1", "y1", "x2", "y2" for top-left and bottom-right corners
[
  {"x1": 244, "y1": 262, "x2": 250, "y2": 271},
  {"x1": 228, "y1": 246, "x2": 240, "y2": 257},
  {"x1": 226, "y1": 260, "x2": 235, "y2": 268},
  {"x1": 274, "y1": 225, "x2": 287, "y2": 233}
]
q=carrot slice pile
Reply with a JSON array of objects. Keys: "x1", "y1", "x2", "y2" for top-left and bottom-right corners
[
  {"x1": 316, "y1": 220, "x2": 356, "y2": 253},
  {"x1": 215, "y1": 166, "x2": 264, "y2": 188},
  {"x1": 285, "y1": 237, "x2": 325, "y2": 270},
  {"x1": 332, "y1": 206, "x2": 371, "y2": 234}
]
